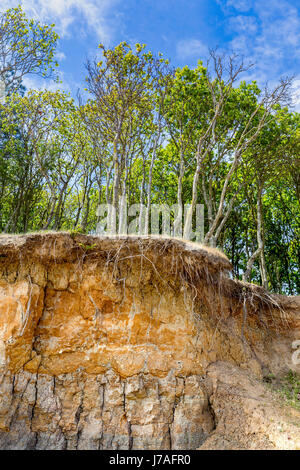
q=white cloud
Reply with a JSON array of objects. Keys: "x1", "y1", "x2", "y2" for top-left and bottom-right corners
[
  {"x1": 228, "y1": 15, "x2": 258, "y2": 34},
  {"x1": 216, "y1": 0, "x2": 254, "y2": 13},
  {"x1": 0, "y1": 0, "x2": 119, "y2": 42},
  {"x1": 55, "y1": 51, "x2": 66, "y2": 61},
  {"x1": 176, "y1": 39, "x2": 208, "y2": 60},
  {"x1": 226, "y1": 0, "x2": 253, "y2": 12},
  {"x1": 223, "y1": 0, "x2": 300, "y2": 86},
  {"x1": 255, "y1": 1, "x2": 300, "y2": 49},
  {"x1": 22, "y1": 72, "x2": 71, "y2": 94}
]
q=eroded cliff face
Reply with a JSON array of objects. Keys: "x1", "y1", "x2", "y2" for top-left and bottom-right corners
[{"x1": 0, "y1": 233, "x2": 299, "y2": 450}]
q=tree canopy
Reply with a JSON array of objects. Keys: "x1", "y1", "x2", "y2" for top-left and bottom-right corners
[{"x1": 0, "y1": 6, "x2": 299, "y2": 294}]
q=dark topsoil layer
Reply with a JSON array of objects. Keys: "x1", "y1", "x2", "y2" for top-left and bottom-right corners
[{"x1": 0, "y1": 231, "x2": 298, "y2": 327}]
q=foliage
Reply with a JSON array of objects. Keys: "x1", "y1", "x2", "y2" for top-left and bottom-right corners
[
  {"x1": 0, "y1": 6, "x2": 298, "y2": 293},
  {"x1": 267, "y1": 370, "x2": 300, "y2": 411},
  {"x1": 0, "y1": 6, "x2": 59, "y2": 92}
]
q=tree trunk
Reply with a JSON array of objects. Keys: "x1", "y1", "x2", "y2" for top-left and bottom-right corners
[
  {"x1": 242, "y1": 182, "x2": 268, "y2": 288},
  {"x1": 183, "y1": 163, "x2": 200, "y2": 239}
]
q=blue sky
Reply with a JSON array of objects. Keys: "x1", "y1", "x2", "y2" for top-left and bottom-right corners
[{"x1": 2, "y1": 0, "x2": 300, "y2": 110}]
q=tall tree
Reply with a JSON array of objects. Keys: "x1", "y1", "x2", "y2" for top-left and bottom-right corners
[{"x1": 0, "y1": 6, "x2": 58, "y2": 93}]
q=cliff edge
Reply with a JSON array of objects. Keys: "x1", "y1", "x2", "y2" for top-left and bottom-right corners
[{"x1": 0, "y1": 232, "x2": 299, "y2": 449}]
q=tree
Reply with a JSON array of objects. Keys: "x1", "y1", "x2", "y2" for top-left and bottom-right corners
[
  {"x1": 0, "y1": 90, "x2": 87, "y2": 231},
  {"x1": 0, "y1": 36, "x2": 298, "y2": 293},
  {"x1": 83, "y1": 42, "x2": 171, "y2": 233},
  {"x1": 163, "y1": 65, "x2": 204, "y2": 235},
  {"x1": 182, "y1": 51, "x2": 292, "y2": 245},
  {"x1": 0, "y1": 6, "x2": 58, "y2": 93}
]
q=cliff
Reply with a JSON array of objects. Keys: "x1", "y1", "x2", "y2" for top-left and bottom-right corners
[{"x1": 0, "y1": 232, "x2": 299, "y2": 450}]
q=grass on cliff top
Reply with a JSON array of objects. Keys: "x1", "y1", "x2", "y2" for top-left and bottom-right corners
[{"x1": 0, "y1": 229, "x2": 230, "y2": 262}]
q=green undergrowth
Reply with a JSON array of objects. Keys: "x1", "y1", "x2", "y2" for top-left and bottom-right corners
[{"x1": 265, "y1": 370, "x2": 300, "y2": 411}]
